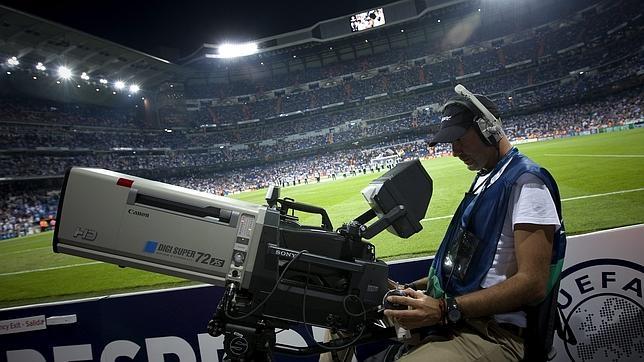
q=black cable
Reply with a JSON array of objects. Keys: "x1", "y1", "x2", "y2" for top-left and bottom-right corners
[{"x1": 225, "y1": 249, "x2": 307, "y2": 320}]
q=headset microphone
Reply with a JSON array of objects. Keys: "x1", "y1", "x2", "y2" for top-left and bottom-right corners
[{"x1": 454, "y1": 84, "x2": 505, "y2": 146}]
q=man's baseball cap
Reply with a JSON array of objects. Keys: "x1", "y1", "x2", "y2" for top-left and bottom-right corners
[{"x1": 428, "y1": 94, "x2": 499, "y2": 147}]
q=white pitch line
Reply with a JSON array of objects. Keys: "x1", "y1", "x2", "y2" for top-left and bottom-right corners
[
  {"x1": 421, "y1": 215, "x2": 454, "y2": 222},
  {"x1": 2, "y1": 246, "x2": 51, "y2": 256},
  {"x1": 544, "y1": 153, "x2": 644, "y2": 158},
  {"x1": 0, "y1": 262, "x2": 102, "y2": 276},
  {"x1": 421, "y1": 187, "x2": 644, "y2": 223},
  {"x1": 561, "y1": 187, "x2": 644, "y2": 201}
]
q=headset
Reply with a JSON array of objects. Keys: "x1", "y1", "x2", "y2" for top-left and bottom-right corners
[{"x1": 443, "y1": 84, "x2": 505, "y2": 146}]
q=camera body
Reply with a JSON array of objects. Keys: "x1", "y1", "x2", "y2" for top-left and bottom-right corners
[
  {"x1": 54, "y1": 167, "x2": 271, "y2": 289},
  {"x1": 53, "y1": 160, "x2": 432, "y2": 358}
]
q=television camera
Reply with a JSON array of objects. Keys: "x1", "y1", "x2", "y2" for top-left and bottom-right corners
[{"x1": 53, "y1": 160, "x2": 432, "y2": 360}]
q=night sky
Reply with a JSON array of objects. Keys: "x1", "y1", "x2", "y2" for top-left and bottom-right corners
[{"x1": 2, "y1": 0, "x2": 398, "y2": 60}]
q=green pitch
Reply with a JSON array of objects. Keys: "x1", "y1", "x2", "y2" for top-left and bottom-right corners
[{"x1": 1, "y1": 129, "x2": 643, "y2": 307}]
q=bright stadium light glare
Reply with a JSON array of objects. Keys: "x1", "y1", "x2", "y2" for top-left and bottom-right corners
[
  {"x1": 81, "y1": 72, "x2": 90, "y2": 80},
  {"x1": 114, "y1": 81, "x2": 126, "y2": 90},
  {"x1": 99, "y1": 78, "x2": 108, "y2": 84},
  {"x1": 217, "y1": 42, "x2": 258, "y2": 58},
  {"x1": 7, "y1": 56, "x2": 19, "y2": 66},
  {"x1": 58, "y1": 66, "x2": 72, "y2": 79},
  {"x1": 129, "y1": 84, "x2": 140, "y2": 93},
  {"x1": 35, "y1": 62, "x2": 47, "y2": 71}
]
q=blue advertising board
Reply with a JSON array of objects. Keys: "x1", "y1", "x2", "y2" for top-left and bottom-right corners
[{"x1": 0, "y1": 258, "x2": 432, "y2": 361}]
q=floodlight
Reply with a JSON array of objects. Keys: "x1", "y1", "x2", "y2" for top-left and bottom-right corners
[
  {"x1": 81, "y1": 72, "x2": 90, "y2": 80},
  {"x1": 217, "y1": 42, "x2": 258, "y2": 58},
  {"x1": 129, "y1": 84, "x2": 140, "y2": 93},
  {"x1": 58, "y1": 66, "x2": 72, "y2": 79},
  {"x1": 35, "y1": 62, "x2": 47, "y2": 71},
  {"x1": 7, "y1": 56, "x2": 19, "y2": 66},
  {"x1": 114, "y1": 81, "x2": 126, "y2": 90},
  {"x1": 99, "y1": 78, "x2": 108, "y2": 84},
  {"x1": 6, "y1": 71, "x2": 11, "y2": 75}
]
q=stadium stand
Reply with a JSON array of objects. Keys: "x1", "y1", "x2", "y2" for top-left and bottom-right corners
[{"x1": 0, "y1": 0, "x2": 642, "y2": 238}]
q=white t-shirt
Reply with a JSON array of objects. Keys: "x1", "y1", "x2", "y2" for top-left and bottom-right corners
[{"x1": 472, "y1": 165, "x2": 561, "y2": 327}]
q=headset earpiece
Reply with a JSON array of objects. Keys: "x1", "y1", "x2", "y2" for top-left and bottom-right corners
[
  {"x1": 475, "y1": 116, "x2": 503, "y2": 146},
  {"x1": 442, "y1": 97, "x2": 503, "y2": 146}
]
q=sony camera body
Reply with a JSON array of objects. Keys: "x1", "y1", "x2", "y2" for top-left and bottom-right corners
[{"x1": 54, "y1": 160, "x2": 432, "y2": 359}]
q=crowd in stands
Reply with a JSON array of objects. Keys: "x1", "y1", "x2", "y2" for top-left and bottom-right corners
[
  {"x1": 2, "y1": 88, "x2": 641, "y2": 238},
  {"x1": 192, "y1": 41, "x2": 641, "y2": 127},
  {"x1": 0, "y1": 98, "x2": 139, "y2": 129},
  {"x1": 0, "y1": 113, "x2": 434, "y2": 177},
  {"x1": 1, "y1": 191, "x2": 59, "y2": 239},
  {"x1": 1, "y1": 87, "x2": 641, "y2": 178}
]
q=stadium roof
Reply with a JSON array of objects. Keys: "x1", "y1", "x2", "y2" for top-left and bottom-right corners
[{"x1": 0, "y1": 5, "x2": 186, "y2": 88}]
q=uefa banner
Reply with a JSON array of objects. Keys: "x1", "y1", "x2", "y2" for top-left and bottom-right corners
[
  {"x1": 551, "y1": 224, "x2": 643, "y2": 362},
  {"x1": 1, "y1": 225, "x2": 642, "y2": 361}
]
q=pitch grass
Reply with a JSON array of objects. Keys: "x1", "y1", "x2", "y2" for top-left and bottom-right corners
[{"x1": 1, "y1": 129, "x2": 643, "y2": 307}]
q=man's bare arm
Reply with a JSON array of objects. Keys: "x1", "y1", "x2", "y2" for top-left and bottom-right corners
[
  {"x1": 384, "y1": 223, "x2": 554, "y2": 329},
  {"x1": 456, "y1": 223, "x2": 554, "y2": 318}
]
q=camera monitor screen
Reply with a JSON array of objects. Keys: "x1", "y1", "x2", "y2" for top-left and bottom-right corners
[
  {"x1": 361, "y1": 159, "x2": 432, "y2": 238},
  {"x1": 350, "y1": 8, "x2": 386, "y2": 32}
]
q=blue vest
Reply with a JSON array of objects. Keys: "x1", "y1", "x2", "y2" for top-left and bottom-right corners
[{"x1": 427, "y1": 148, "x2": 567, "y2": 300}]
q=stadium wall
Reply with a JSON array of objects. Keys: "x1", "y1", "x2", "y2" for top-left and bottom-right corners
[{"x1": 0, "y1": 225, "x2": 642, "y2": 361}]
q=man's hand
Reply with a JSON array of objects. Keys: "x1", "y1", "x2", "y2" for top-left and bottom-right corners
[{"x1": 383, "y1": 289, "x2": 443, "y2": 330}]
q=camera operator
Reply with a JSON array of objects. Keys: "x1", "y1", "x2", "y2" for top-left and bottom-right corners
[{"x1": 379, "y1": 93, "x2": 567, "y2": 361}]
